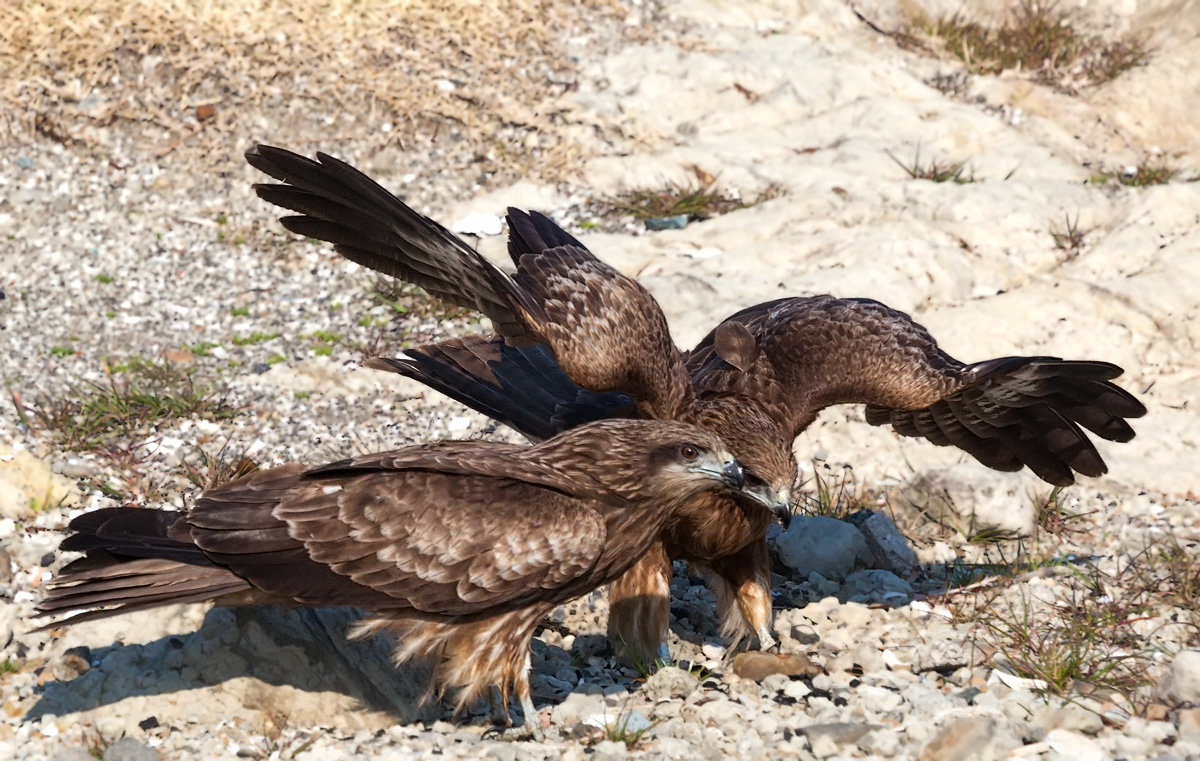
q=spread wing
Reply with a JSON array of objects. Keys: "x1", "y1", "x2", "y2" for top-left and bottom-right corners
[
  {"x1": 187, "y1": 456, "x2": 607, "y2": 615},
  {"x1": 688, "y1": 296, "x2": 1146, "y2": 486},
  {"x1": 247, "y1": 146, "x2": 692, "y2": 420},
  {"x1": 365, "y1": 335, "x2": 636, "y2": 442},
  {"x1": 245, "y1": 145, "x2": 529, "y2": 340}
]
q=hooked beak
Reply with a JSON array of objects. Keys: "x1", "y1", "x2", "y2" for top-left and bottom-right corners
[
  {"x1": 722, "y1": 459, "x2": 745, "y2": 490},
  {"x1": 693, "y1": 458, "x2": 746, "y2": 490},
  {"x1": 741, "y1": 482, "x2": 794, "y2": 529}
]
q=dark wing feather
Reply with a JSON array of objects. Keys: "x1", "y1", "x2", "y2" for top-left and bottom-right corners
[
  {"x1": 690, "y1": 296, "x2": 963, "y2": 436},
  {"x1": 245, "y1": 145, "x2": 529, "y2": 340},
  {"x1": 866, "y1": 357, "x2": 1145, "y2": 485},
  {"x1": 188, "y1": 456, "x2": 607, "y2": 615},
  {"x1": 364, "y1": 335, "x2": 636, "y2": 441},
  {"x1": 506, "y1": 207, "x2": 587, "y2": 262},
  {"x1": 690, "y1": 296, "x2": 1145, "y2": 486}
]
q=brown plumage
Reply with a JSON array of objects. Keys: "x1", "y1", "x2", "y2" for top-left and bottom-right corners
[
  {"x1": 245, "y1": 145, "x2": 1145, "y2": 663},
  {"x1": 37, "y1": 419, "x2": 756, "y2": 738}
]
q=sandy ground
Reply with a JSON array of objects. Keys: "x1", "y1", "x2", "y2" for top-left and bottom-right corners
[{"x1": 2, "y1": 0, "x2": 1199, "y2": 759}]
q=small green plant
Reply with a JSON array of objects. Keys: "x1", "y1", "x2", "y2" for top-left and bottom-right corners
[
  {"x1": 974, "y1": 585, "x2": 1154, "y2": 696},
  {"x1": 190, "y1": 341, "x2": 222, "y2": 356},
  {"x1": 800, "y1": 460, "x2": 873, "y2": 519},
  {"x1": 0, "y1": 658, "x2": 23, "y2": 674},
  {"x1": 309, "y1": 329, "x2": 343, "y2": 343},
  {"x1": 604, "y1": 711, "x2": 656, "y2": 750},
  {"x1": 267, "y1": 353, "x2": 287, "y2": 365},
  {"x1": 313, "y1": 345, "x2": 333, "y2": 356},
  {"x1": 28, "y1": 482, "x2": 70, "y2": 513},
  {"x1": 25, "y1": 356, "x2": 235, "y2": 450},
  {"x1": 93, "y1": 273, "x2": 113, "y2": 284},
  {"x1": 231, "y1": 331, "x2": 280, "y2": 346},
  {"x1": 182, "y1": 440, "x2": 258, "y2": 491},
  {"x1": 1031, "y1": 486, "x2": 1091, "y2": 537},
  {"x1": 49, "y1": 346, "x2": 75, "y2": 357},
  {"x1": 889, "y1": 148, "x2": 975, "y2": 183},
  {"x1": 1120, "y1": 163, "x2": 1175, "y2": 187},
  {"x1": 231, "y1": 306, "x2": 250, "y2": 317},
  {"x1": 294, "y1": 390, "x2": 313, "y2": 400},
  {"x1": 1050, "y1": 214, "x2": 1088, "y2": 254}
]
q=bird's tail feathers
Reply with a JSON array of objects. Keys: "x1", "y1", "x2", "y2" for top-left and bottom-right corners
[{"x1": 36, "y1": 507, "x2": 251, "y2": 629}]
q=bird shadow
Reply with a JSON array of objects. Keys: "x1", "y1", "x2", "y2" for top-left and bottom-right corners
[{"x1": 26, "y1": 605, "x2": 442, "y2": 727}]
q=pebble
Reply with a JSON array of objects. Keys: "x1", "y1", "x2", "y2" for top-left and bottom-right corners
[
  {"x1": 1157, "y1": 650, "x2": 1200, "y2": 705},
  {"x1": 641, "y1": 667, "x2": 699, "y2": 701},
  {"x1": 731, "y1": 652, "x2": 820, "y2": 681},
  {"x1": 775, "y1": 516, "x2": 873, "y2": 579}
]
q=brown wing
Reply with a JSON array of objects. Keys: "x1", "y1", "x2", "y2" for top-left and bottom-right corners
[
  {"x1": 245, "y1": 145, "x2": 529, "y2": 340},
  {"x1": 248, "y1": 148, "x2": 692, "y2": 420},
  {"x1": 688, "y1": 296, "x2": 1145, "y2": 486},
  {"x1": 502, "y1": 211, "x2": 695, "y2": 419},
  {"x1": 187, "y1": 457, "x2": 607, "y2": 615}
]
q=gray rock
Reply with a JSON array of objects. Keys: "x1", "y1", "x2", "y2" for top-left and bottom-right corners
[
  {"x1": 891, "y1": 465, "x2": 1039, "y2": 538},
  {"x1": 640, "y1": 666, "x2": 699, "y2": 701},
  {"x1": 0, "y1": 545, "x2": 12, "y2": 587},
  {"x1": 920, "y1": 716, "x2": 1022, "y2": 761},
  {"x1": 1158, "y1": 650, "x2": 1200, "y2": 705},
  {"x1": 855, "y1": 510, "x2": 919, "y2": 573},
  {"x1": 51, "y1": 455, "x2": 101, "y2": 479},
  {"x1": 549, "y1": 689, "x2": 610, "y2": 726},
  {"x1": 1029, "y1": 703, "x2": 1105, "y2": 736},
  {"x1": 842, "y1": 569, "x2": 914, "y2": 604},
  {"x1": 1177, "y1": 707, "x2": 1200, "y2": 743},
  {"x1": 775, "y1": 515, "x2": 872, "y2": 580},
  {"x1": 103, "y1": 737, "x2": 160, "y2": 761},
  {"x1": 801, "y1": 722, "x2": 881, "y2": 746}
]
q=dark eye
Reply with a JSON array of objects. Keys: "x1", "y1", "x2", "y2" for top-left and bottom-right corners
[
  {"x1": 744, "y1": 471, "x2": 767, "y2": 489},
  {"x1": 679, "y1": 444, "x2": 700, "y2": 462}
]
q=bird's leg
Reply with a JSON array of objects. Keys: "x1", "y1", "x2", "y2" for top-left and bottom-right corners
[
  {"x1": 607, "y1": 542, "x2": 672, "y2": 667},
  {"x1": 516, "y1": 669, "x2": 545, "y2": 742},
  {"x1": 709, "y1": 540, "x2": 776, "y2": 651}
]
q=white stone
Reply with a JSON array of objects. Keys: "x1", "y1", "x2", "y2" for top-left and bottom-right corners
[{"x1": 1158, "y1": 650, "x2": 1200, "y2": 705}]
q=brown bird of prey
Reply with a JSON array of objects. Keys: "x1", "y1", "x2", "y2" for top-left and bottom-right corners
[
  {"x1": 245, "y1": 145, "x2": 1147, "y2": 662},
  {"x1": 38, "y1": 419, "x2": 761, "y2": 739}
]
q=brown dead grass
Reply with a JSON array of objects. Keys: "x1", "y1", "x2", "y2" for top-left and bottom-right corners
[{"x1": 0, "y1": 0, "x2": 627, "y2": 180}]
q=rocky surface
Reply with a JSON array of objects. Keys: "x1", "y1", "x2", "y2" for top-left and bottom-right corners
[{"x1": 2, "y1": 0, "x2": 1199, "y2": 759}]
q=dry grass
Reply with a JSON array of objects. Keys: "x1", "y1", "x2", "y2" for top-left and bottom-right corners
[
  {"x1": 910, "y1": 2, "x2": 1147, "y2": 92},
  {"x1": 1, "y1": 0, "x2": 627, "y2": 180},
  {"x1": 934, "y1": 530, "x2": 1200, "y2": 715},
  {"x1": 599, "y1": 180, "x2": 784, "y2": 222}
]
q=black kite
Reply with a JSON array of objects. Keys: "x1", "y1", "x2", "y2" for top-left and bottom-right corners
[
  {"x1": 245, "y1": 145, "x2": 1146, "y2": 663},
  {"x1": 38, "y1": 419, "x2": 759, "y2": 738}
]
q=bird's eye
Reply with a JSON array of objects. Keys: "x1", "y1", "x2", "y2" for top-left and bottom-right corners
[
  {"x1": 744, "y1": 471, "x2": 767, "y2": 489},
  {"x1": 679, "y1": 444, "x2": 700, "y2": 462}
]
